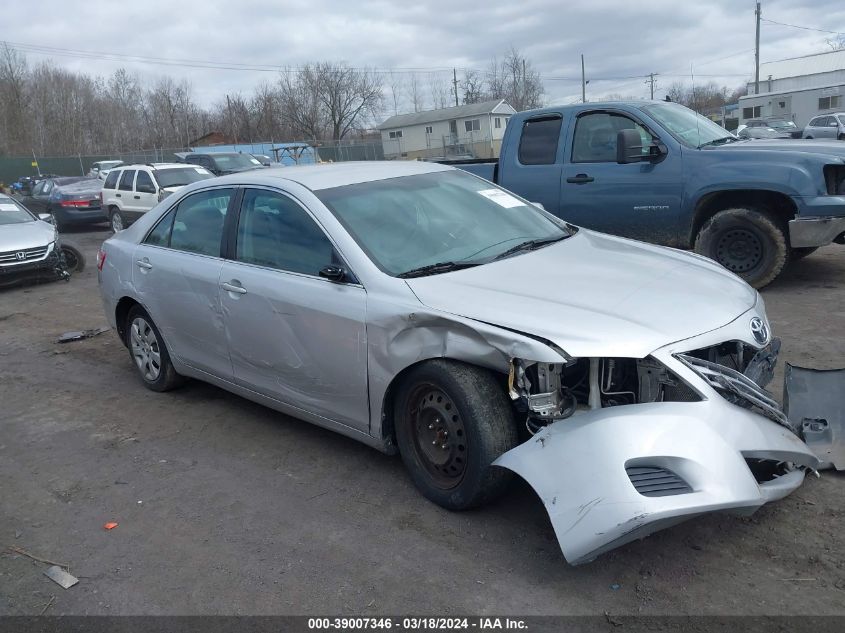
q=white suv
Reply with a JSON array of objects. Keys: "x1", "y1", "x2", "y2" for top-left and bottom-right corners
[{"x1": 101, "y1": 163, "x2": 214, "y2": 232}]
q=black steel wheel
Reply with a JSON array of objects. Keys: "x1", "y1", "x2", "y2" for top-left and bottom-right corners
[
  {"x1": 695, "y1": 207, "x2": 788, "y2": 289},
  {"x1": 394, "y1": 359, "x2": 518, "y2": 510}
]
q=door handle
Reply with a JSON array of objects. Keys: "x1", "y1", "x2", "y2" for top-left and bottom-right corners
[
  {"x1": 221, "y1": 281, "x2": 247, "y2": 295},
  {"x1": 133, "y1": 195, "x2": 141, "y2": 199},
  {"x1": 566, "y1": 174, "x2": 594, "y2": 184},
  {"x1": 135, "y1": 259, "x2": 153, "y2": 270},
  {"x1": 116, "y1": 193, "x2": 122, "y2": 197}
]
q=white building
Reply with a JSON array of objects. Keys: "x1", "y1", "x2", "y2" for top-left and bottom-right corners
[
  {"x1": 738, "y1": 49, "x2": 845, "y2": 127},
  {"x1": 377, "y1": 99, "x2": 516, "y2": 160}
]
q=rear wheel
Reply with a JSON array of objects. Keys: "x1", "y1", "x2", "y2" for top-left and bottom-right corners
[
  {"x1": 110, "y1": 207, "x2": 125, "y2": 233},
  {"x1": 694, "y1": 207, "x2": 788, "y2": 289},
  {"x1": 394, "y1": 360, "x2": 518, "y2": 510},
  {"x1": 59, "y1": 242, "x2": 85, "y2": 272},
  {"x1": 125, "y1": 305, "x2": 184, "y2": 392}
]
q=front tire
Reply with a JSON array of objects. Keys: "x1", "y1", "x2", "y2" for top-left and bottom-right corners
[
  {"x1": 394, "y1": 360, "x2": 518, "y2": 510},
  {"x1": 694, "y1": 207, "x2": 788, "y2": 289},
  {"x1": 125, "y1": 306, "x2": 184, "y2": 392},
  {"x1": 59, "y1": 242, "x2": 85, "y2": 272}
]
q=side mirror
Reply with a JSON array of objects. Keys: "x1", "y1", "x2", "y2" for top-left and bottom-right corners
[
  {"x1": 38, "y1": 213, "x2": 53, "y2": 224},
  {"x1": 617, "y1": 129, "x2": 645, "y2": 164},
  {"x1": 831, "y1": 121, "x2": 840, "y2": 127},
  {"x1": 319, "y1": 265, "x2": 347, "y2": 282}
]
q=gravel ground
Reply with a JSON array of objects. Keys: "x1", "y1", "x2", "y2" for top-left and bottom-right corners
[{"x1": 1, "y1": 226, "x2": 844, "y2": 616}]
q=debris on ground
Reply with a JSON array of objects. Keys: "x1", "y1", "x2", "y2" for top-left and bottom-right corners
[
  {"x1": 44, "y1": 565, "x2": 78, "y2": 589},
  {"x1": 39, "y1": 595, "x2": 55, "y2": 615},
  {"x1": 5, "y1": 545, "x2": 67, "y2": 569},
  {"x1": 103, "y1": 522, "x2": 118, "y2": 530},
  {"x1": 56, "y1": 327, "x2": 110, "y2": 344}
]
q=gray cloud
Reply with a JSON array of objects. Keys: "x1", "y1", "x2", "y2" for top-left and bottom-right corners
[{"x1": 7, "y1": 0, "x2": 845, "y2": 109}]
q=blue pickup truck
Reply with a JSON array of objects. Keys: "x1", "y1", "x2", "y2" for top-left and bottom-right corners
[{"x1": 444, "y1": 101, "x2": 845, "y2": 287}]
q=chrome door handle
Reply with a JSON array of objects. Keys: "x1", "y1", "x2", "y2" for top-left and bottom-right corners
[
  {"x1": 221, "y1": 281, "x2": 247, "y2": 294},
  {"x1": 135, "y1": 259, "x2": 153, "y2": 270}
]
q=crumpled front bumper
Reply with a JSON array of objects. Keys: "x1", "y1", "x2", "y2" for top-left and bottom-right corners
[
  {"x1": 789, "y1": 215, "x2": 845, "y2": 247},
  {"x1": 494, "y1": 398, "x2": 819, "y2": 564}
]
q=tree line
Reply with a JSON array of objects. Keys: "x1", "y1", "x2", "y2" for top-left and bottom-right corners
[{"x1": 0, "y1": 44, "x2": 545, "y2": 158}]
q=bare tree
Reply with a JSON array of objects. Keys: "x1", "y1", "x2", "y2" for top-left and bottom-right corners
[
  {"x1": 428, "y1": 72, "x2": 450, "y2": 109},
  {"x1": 461, "y1": 70, "x2": 485, "y2": 104},
  {"x1": 316, "y1": 62, "x2": 383, "y2": 139},
  {"x1": 485, "y1": 47, "x2": 543, "y2": 110},
  {"x1": 407, "y1": 72, "x2": 425, "y2": 112}
]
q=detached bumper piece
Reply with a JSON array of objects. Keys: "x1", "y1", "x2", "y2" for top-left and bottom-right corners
[{"x1": 785, "y1": 364, "x2": 845, "y2": 470}]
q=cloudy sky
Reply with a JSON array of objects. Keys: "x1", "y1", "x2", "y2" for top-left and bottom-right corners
[{"x1": 5, "y1": 0, "x2": 845, "y2": 112}]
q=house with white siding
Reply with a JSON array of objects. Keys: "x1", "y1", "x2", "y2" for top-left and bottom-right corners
[{"x1": 377, "y1": 100, "x2": 516, "y2": 160}]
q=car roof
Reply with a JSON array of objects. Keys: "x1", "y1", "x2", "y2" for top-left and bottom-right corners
[
  {"x1": 209, "y1": 160, "x2": 454, "y2": 191},
  {"x1": 117, "y1": 163, "x2": 198, "y2": 170}
]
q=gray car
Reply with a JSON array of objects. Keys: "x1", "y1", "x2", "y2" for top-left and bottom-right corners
[
  {"x1": 97, "y1": 162, "x2": 836, "y2": 564},
  {"x1": 802, "y1": 112, "x2": 845, "y2": 139}
]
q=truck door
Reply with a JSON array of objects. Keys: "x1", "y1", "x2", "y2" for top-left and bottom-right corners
[
  {"x1": 559, "y1": 110, "x2": 684, "y2": 245},
  {"x1": 500, "y1": 114, "x2": 564, "y2": 213}
]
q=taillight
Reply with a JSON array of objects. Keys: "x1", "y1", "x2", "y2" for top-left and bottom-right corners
[
  {"x1": 60, "y1": 199, "x2": 91, "y2": 207},
  {"x1": 96, "y1": 248, "x2": 106, "y2": 271}
]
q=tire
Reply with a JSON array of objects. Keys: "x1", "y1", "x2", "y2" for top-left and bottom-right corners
[
  {"x1": 838, "y1": 134, "x2": 845, "y2": 141},
  {"x1": 109, "y1": 207, "x2": 125, "y2": 233},
  {"x1": 125, "y1": 305, "x2": 185, "y2": 392},
  {"x1": 694, "y1": 207, "x2": 788, "y2": 289},
  {"x1": 791, "y1": 246, "x2": 818, "y2": 261},
  {"x1": 394, "y1": 359, "x2": 518, "y2": 510},
  {"x1": 59, "y1": 242, "x2": 85, "y2": 272}
]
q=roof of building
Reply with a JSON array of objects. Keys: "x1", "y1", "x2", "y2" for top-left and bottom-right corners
[
  {"x1": 377, "y1": 100, "x2": 514, "y2": 130},
  {"x1": 759, "y1": 49, "x2": 845, "y2": 80}
]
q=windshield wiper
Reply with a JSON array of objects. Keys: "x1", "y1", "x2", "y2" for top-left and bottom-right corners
[
  {"x1": 397, "y1": 260, "x2": 480, "y2": 278},
  {"x1": 698, "y1": 136, "x2": 740, "y2": 148},
  {"x1": 492, "y1": 235, "x2": 569, "y2": 261}
]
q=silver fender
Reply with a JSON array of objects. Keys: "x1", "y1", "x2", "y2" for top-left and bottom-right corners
[{"x1": 493, "y1": 400, "x2": 820, "y2": 565}]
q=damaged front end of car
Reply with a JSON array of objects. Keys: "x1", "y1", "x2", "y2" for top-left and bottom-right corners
[{"x1": 493, "y1": 310, "x2": 837, "y2": 565}]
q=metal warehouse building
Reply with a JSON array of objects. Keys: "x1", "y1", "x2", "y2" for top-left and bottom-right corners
[{"x1": 738, "y1": 49, "x2": 845, "y2": 128}]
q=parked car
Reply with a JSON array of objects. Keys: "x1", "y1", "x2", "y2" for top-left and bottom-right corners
[
  {"x1": 97, "y1": 161, "x2": 835, "y2": 565},
  {"x1": 101, "y1": 163, "x2": 215, "y2": 232},
  {"x1": 88, "y1": 160, "x2": 124, "y2": 180},
  {"x1": 441, "y1": 100, "x2": 845, "y2": 288},
  {"x1": 738, "y1": 118, "x2": 801, "y2": 138},
  {"x1": 182, "y1": 151, "x2": 265, "y2": 176},
  {"x1": 0, "y1": 193, "x2": 79, "y2": 286},
  {"x1": 17, "y1": 176, "x2": 105, "y2": 230},
  {"x1": 736, "y1": 126, "x2": 792, "y2": 140},
  {"x1": 802, "y1": 113, "x2": 845, "y2": 140}
]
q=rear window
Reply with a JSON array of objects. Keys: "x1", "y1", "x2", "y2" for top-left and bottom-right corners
[
  {"x1": 103, "y1": 170, "x2": 120, "y2": 189},
  {"x1": 518, "y1": 116, "x2": 563, "y2": 165},
  {"x1": 153, "y1": 167, "x2": 214, "y2": 188}
]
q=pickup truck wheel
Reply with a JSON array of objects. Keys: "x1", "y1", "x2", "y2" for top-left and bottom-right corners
[
  {"x1": 125, "y1": 305, "x2": 185, "y2": 392},
  {"x1": 109, "y1": 207, "x2": 124, "y2": 233},
  {"x1": 394, "y1": 360, "x2": 518, "y2": 510},
  {"x1": 694, "y1": 207, "x2": 788, "y2": 289},
  {"x1": 791, "y1": 246, "x2": 818, "y2": 260}
]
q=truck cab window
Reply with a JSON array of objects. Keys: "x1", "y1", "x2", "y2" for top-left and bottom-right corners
[
  {"x1": 518, "y1": 116, "x2": 562, "y2": 165},
  {"x1": 572, "y1": 112, "x2": 653, "y2": 163}
]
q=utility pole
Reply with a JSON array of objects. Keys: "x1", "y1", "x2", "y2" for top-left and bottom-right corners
[
  {"x1": 754, "y1": 1, "x2": 761, "y2": 94},
  {"x1": 452, "y1": 68, "x2": 459, "y2": 107},
  {"x1": 581, "y1": 54, "x2": 586, "y2": 103},
  {"x1": 645, "y1": 73, "x2": 658, "y2": 99}
]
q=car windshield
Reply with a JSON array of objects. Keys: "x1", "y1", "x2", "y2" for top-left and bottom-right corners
[
  {"x1": 0, "y1": 199, "x2": 35, "y2": 224},
  {"x1": 316, "y1": 170, "x2": 571, "y2": 277},
  {"x1": 767, "y1": 120, "x2": 796, "y2": 130},
  {"x1": 839, "y1": 115, "x2": 845, "y2": 126},
  {"x1": 642, "y1": 103, "x2": 737, "y2": 148},
  {"x1": 154, "y1": 167, "x2": 214, "y2": 188},
  {"x1": 209, "y1": 154, "x2": 263, "y2": 169},
  {"x1": 96, "y1": 161, "x2": 122, "y2": 170}
]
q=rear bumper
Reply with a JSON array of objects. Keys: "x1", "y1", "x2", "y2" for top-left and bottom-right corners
[
  {"x1": 51, "y1": 206, "x2": 108, "y2": 225},
  {"x1": 789, "y1": 215, "x2": 845, "y2": 247}
]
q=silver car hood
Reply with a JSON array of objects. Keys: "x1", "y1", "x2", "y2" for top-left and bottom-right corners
[
  {"x1": 0, "y1": 220, "x2": 56, "y2": 252},
  {"x1": 404, "y1": 230, "x2": 757, "y2": 358}
]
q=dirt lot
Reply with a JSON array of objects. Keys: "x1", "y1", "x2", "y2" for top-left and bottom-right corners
[{"x1": 1, "y1": 226, "x2": 844, "y2": 616}]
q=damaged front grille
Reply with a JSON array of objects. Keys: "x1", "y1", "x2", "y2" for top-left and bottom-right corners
[
  {"x1": 676, "y1": 354, "x2": 794, "y2": 431},
  {"x1": 625, "y1": 466, "x2": 692, "y2": 497}
]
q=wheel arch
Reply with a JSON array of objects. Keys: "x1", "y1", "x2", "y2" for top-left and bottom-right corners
[
  {"x1": 689, "y1": 189, "x2": 797, "y2": 246},
  {"x1": 115, "y1": 296, "x2": 142, "y2": 347}
]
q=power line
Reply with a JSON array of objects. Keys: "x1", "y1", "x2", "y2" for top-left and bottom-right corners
[{"x1": 761, "y1": 17, "x2": 844, "y2": 36}]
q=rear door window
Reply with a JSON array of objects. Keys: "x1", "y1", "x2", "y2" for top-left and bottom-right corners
[
  {"x1": 119, "y1": 170, "x2": 136, "y2": 191},
  {"x1": 169, "y1": 188, "x2": 234, "y2": 257},
  {"x1": 518, "y1": 116, "x2": 563, "y2": 165}
]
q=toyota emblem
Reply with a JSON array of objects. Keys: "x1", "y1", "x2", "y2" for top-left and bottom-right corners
[
  {"x1": 750, "y1": 317, "x2": 769, "y2": 345},
  {"x1": 15, "y1": 251, "x2": 25, "y2": 261}
]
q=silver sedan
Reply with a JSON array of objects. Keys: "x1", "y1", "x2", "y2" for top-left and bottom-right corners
[{"x1": 97, "y1": 161, "x2": 829, "y2": 564}]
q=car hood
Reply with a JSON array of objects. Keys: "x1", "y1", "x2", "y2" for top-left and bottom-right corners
[
  {"x1": 404, "y1": 230, "x2": 757, "y2": 358},
  {"x1": 0, "y1": 220, "x2": 56, "y2": 252},
  {"x1": 711, "y1": 138, "x2": 845, "y2": 160}
]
